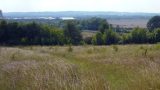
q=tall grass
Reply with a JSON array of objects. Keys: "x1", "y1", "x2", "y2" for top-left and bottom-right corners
[
  {"x1": 0, "y1": 44, "x2": 160, "y2": 90},
  {"x1": 0, "y1": 47, "x2": 109, "y2": 90}
]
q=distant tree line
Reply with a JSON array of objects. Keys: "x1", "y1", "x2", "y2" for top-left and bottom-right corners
[
  {"x1": 92, "y1": 27, "x2": 160, "y2": 45},
  {"x1": 91, "y1": 16, "x2": 160, "y2": 45},
  {"x1": 6, "y1": 17, "x2": 109, "y2": 31},
  {"x1": 77, "y1": 17, "x2": 109, "y2": 30},
  {"x1": 0, "y1": 20, "x2": 81, "y2": 45},
  {"x1": 0, "y1": 16, "x2": 160, "y2": 46}
]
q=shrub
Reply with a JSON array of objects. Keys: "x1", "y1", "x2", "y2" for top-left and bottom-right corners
[
  {"x1": 131, "y1": 27, "x2": 147, "y2": 43},
  {"x1": 103, "y1": 29, "x2": 120, "y2": 45},
  {"x1": 67, "y1": 44, "x2": 73, "y2": 52},
  {"x1": 155, "y1": 28, "x2": 160, "y2": 42},
  {"x1": 112, "y1": 45, "x2": 119, "y2": 52}
]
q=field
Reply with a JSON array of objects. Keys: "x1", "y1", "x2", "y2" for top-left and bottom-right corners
[
  {"x1": 81, "y1": 30, "x2": 96, "y2": 38},
  {"x1": 108, "y1": 19, "x2": 148, "y2": 28},
  {"x1": 0, "y1": 44, "x2": 160, "y2": 90}
]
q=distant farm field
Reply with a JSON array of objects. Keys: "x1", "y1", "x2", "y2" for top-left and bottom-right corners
[
  {"x1": 0, "y1": 44, "x2": 160, "y2": 90},
  {"x1": 108, "y1": 19, "x2": 149, "y2": 28}
]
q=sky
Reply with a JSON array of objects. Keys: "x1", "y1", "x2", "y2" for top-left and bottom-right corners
[{"x1": 0, "y1": 0, "x2": 160, "y2": 13}]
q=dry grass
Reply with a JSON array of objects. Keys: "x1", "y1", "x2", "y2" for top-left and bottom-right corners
[
  {"x1": 0, "y1": 44, "x2": 160, "y2": 90},
  {"x1": 0, "y1": 46, "x2": 109, "y2": 90},
  {"x1": 81, "y1": 30, "x2": 96, "y2": 39}
]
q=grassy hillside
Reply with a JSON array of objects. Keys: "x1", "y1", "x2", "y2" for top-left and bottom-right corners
[{"x1": 0, "y1": 44, "x2": 160, "y2": 90}]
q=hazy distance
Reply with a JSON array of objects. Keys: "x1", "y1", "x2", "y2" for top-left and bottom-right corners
[{"x1": 0, "y1": 0, "x2": 160, "y2": 13}]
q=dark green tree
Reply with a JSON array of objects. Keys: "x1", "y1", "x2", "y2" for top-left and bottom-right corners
[
  {"x1": 0, "y1": 20, "x2": 66, "y2": 45},
  {"x1": 99, "y1": 21, "x2": 109, "y2": 33},
  {"x1": 121, "y1": 33, "x2": 132, "y2": 44},
  {"x1": 79, "y1": 17, "x2": 108, "y2": 31},
  {"x1": 64, "y1": 21, "x2": 82, "y2": 45},
  {"x1": 147, "y1": 32, "x2": 156, "y2": 43},
  {"x1": 92, "y1": 32, "x2": 103, "y2": 45},
  {"x1": 103, "y1": 28, "x2": 119, "y2": 45},
  {"x1": 131, "y1": 27, "x2": 147, "y2": 43},
  {"x1": 7, "y1": 22, "x2": 20, "y2": 44},
  {"x1": 155, "y1": 28, "x2": 160, "y2": 42},
  {"x1": 0, "y1": 20, "x2": 8, "y2": 43},
  {"x1": 147, "y1": 16, "x2": 160, "y2": 32}
]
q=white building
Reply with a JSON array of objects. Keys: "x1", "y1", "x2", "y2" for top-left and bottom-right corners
[{"x1": 60, "y1": 17, "x2": 75, "y2": 20}]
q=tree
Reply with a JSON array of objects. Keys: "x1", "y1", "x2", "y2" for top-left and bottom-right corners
[
  {"x1": 0, "y1": 20, "x2": 8, "y2": 43},
  {"x1": 0, "y1": 20, "x2": 66, "y2": 45},
  {"x1": 121, "y1": 33, "x2": 132, "y2": 44},
  {"x1": 64, "y1": 21, "x2": 82, "y2": 45},
  {"x1": 131, "y1": 27, "x2": 147, "y2": 43},
  {"x1": 7, "y1": 22, "x2": 19, "y2": 44},
  {"x1": 147, "y1": 16, "x2": 160, "y2": 32},
  {"x1": 88, "y1": 17, "x2": 103, "y2": 30},
  {"x1": 99, "y1": 21, "x2": 109, "y2": 33},
  {"x1": 91, "y1": 36, "x2": 97, "y2": 45},
  {"x1": 147, "y1": 32, "x2": 156, "y2": 43},
  {"x1": 92, "y1": 32, "x2": 103, "y2": 45},
  {"x1": 115, "y1": 25, "x2": 121, "y2": 32},
  {"x1": 155, "y1": 28, "x2": 160, "y2": 42},
  {"x1": 103, "y1": 28, "x2": 119, "y2": 45},
  {"x1": 24, "y1": 22, "x2": 42, "y2": 44},
  {"x1": 95, "y1": 32, "x2": 103, "y2": 45},
  {"x1": 79, "y1": 17, "x2": 108, "y2": 31},
  {"x1": 84, "y1": 37, "x2": 92, "y2": 44}
]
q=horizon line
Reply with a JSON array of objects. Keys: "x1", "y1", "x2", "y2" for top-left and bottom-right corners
[{"x1": 2, "y1": 11, "x2": 160, "y2": 14}]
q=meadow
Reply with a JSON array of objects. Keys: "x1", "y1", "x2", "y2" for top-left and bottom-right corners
[{"x1": 0, "y1": 44, "x2": 160, "y2": 90}]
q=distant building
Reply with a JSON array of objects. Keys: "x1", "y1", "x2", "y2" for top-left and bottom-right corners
[
  {"x1": 60, "y1": 17, "x2": 75, "y2": 20},
  {"x1": 0, "y1": 10, "x2": 3, "y2": 19}
]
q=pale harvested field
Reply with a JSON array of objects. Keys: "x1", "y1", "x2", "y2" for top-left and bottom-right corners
[
  {"x1": 108, "y1": 19, "x2": 148, "y2": 28},
  {"x1": 0, "y1": 44, "x2": 160, "y2": 90}
]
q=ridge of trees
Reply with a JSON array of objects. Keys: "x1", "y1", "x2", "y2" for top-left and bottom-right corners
[{"x1": 0, "y1": 16, "x2": 160, "y2": 46}]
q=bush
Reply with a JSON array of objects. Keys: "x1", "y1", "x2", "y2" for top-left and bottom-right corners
[
  {"x1": 68, "y1": 44, "x2": 73, "y2": 52},
  {"x1": 154, "y1": 28, "x2": 160, "y2": 42},
  {"x1": 147, "y1": 32, "x2": 156, "y2": 43},
  {"x1": 103, "y1": 29, "x2": 120, "y2": 45},
  {"x1": 121, "y1": 33, "x2": 132, "y2": 44},
  {"x1": 84, "y1": 37, "x2": 92, "y2": 44},
  {"x1": 131, "y1": 27, "x2": 147, "y2": 43},
  {"x1": 92, "y1": 32, "x2": 104, "y2": 45}
]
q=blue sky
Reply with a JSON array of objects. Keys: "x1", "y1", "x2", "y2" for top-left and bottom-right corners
[{"x1": 0, "y1": 0, "x2": 160, "y2": 13}]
